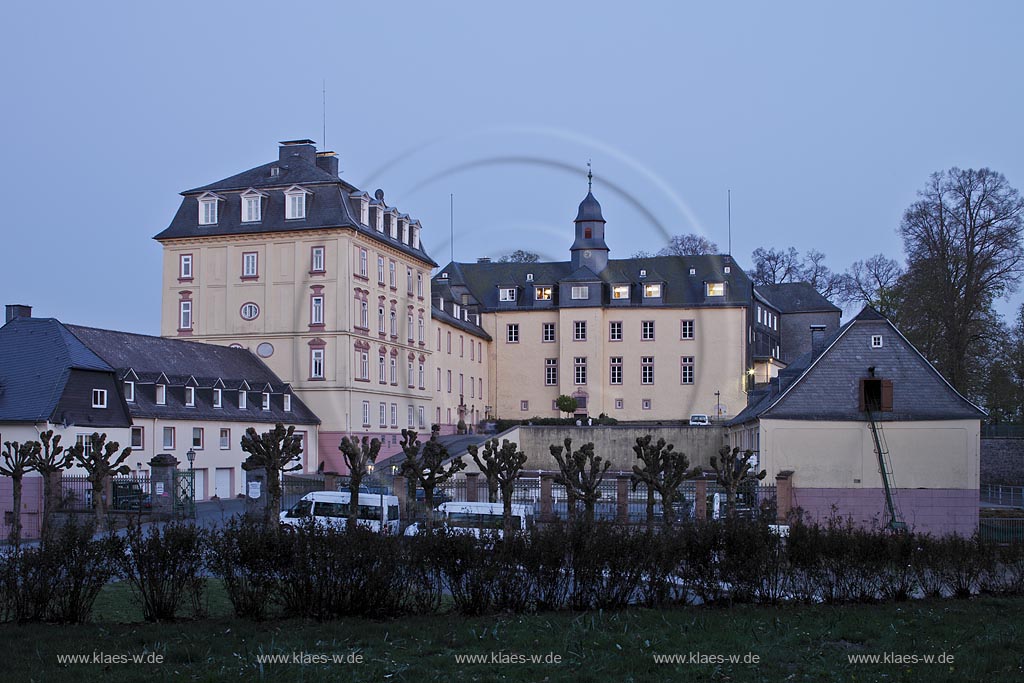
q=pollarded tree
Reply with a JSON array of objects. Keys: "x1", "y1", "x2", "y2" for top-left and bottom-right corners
[
  {"x1": 549, "y1": 437, "x2": 610, "y2": 526},
  {"x1": 468, "y1": 438, "x2": 528, "y2": 532},
  {"x1": 0, "y1": 440, "x2": 40, "y2": 545},
  {"x1": 68, "y1": 432, "x2": 132, "y2": 529},
  {"x1": 399, "y1": 425, "x2": 466, "y2": 530},
  {"x1": 338, "y1": 435, "x2": 382, "y2": 530},
  {"x1": 28, "y1": 430, "x2": 74, "y2": 537},
  {"x1": 630, "y1": 435, "x2": 694, "y2": 529},
  {"x1": 709, "y1": 445, "x2": 767, "y2": 517},
  {"x1": 240, "y1": 423, "x2": 304, "y2": 524},
  {"x1": 554, "y1": 395, "x2": 578, "y2": 418}
]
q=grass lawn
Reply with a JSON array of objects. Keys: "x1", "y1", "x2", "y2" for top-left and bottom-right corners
[{"x1": 1, "y1": 581, "x2": 1021, "y2": 682}]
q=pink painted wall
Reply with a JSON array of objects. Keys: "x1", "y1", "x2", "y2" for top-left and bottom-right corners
[
  {"x1": 317, "y1": 430, "x2": 407, "y2": 474},
  {"x1": 0, "y1": 476, "x2": 44, "y2": 540},
  {"x1": 791, "y1": 487, "x2": 979, "y2": 536}
]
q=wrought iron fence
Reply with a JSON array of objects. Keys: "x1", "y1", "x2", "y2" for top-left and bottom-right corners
[
  {"x1": 978, "y1": 518, "x2": 1024, "y2": 543},
  {"x1": 982, "y1": 424, "x2": 1024, "y2": 439},
  {"x1": 59, "y1": 475, "x2": 93, "y2": 512},
  {"x1": 281, "y1": 473, "x2": 326, "y2": 511},
  {"x1": 981, "y1": 484, "x2": 1024, "y2": 508},
  {"x1": 59, "y1": 474, "x2": 156, "y2": 515}
]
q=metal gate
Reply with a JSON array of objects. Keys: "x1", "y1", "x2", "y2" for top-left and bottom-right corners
[{"x1": 174, "y1": 469, "x2": 195, "y2": 518}]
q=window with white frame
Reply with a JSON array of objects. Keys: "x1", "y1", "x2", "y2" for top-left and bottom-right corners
[
  {"x1": 681, "y1": 356, "x2": 695, "y2": 384},
  {"x1": 642, "y1": 399, "x2": 652, "y2": 411},
  {"x1": 407, "y1": 405, "x2": 414, "y2": 427},
  {"x1": 614, "y1": 398, "x2": 624, "y2": 410},
  {"x1": 521, "y1": 400, "x2": 529, "y2": 411},
  {"x1": 124, "y1": 381, "x2": 135, "y2": 402},
  {"x1": 470, "y1": 375, "x2": 475, "y2": 397},
  {"x1": 379, "y1": 402, "x2": 387, "y2": 427},
  {"x1": 681, "y1": 319, "x2": 695, "y2": 340},
  {"x1": 131, "y1": 426, "x2": 144, "y2": 449},
  {"x1": 378, "y1": 307, "x2": 386, "y2": 333},
  {"x1": 641, "y1": 357, "x2": 655, "y2": 384},
  {"x1": 378, "y1": 355, "x2": 387, "y2": 383},
  {"x1": 360, "y1": 301, "x2": 368, "y2": 328},
  {"x1": 284, "y1": 394, "x2": 291, "y2": 411},
  {"x1": 179, "y1": 254, "x2": 193, "y2": 279},
  {"x1": 219, "y1": 428, "x2": 230, "y2": 449},
  {"x1": 535, "y1": 286, "x2": 552, "y2": 301},
  {"x1": 641, "y1": 320, "x2": 655, "y2": 340},
  {"x1": 311, "y1": 349, "x2": 325, "y2": 379},
  {"x1": 389, "y1": 310, "x2": 397, "y2": 336},
  {"x1": 612, "y1": 284, "x2": 629, "y2": 299},
  {"x1": 156, "y1": 384, "x2": 166, "y2": 405},
  {"x1": 609, "y1": 321, "x2": 622, "y2": 341},
  {"x1": 871, "y1": 335, "x2": 883, "y2": 348},
  {"x1": 199, "y1": 197, "x2": 218, "y2": 225},
  {"x1": 241, "y1": 303, "x2": 259, "y2": 320},
  {"x1": 447, "y1": 370, "x2": 452, "y2": 393},
  {"x1": 192, "y1": 427, "x2": 204, "y2": 449},
  {"x1": 311, "y1": 246, "x2": 325, "y2": 273},
  {"x1": 75, "y1": 434, "x2": 95, "y2": 458},
  {"x1": 239, "y1": 390, "x2": 248, "y2": 409},
  {"x1": 506, "y1": 323, "x2": 519, "y2": 343},
  {"x1": 545, "y1": 358, "x2": 558, "y2": 385},
  {"x1": 408, "y1": 313, "x2": 414, "y2": 341},
  {"x1": 362, "y1": 401, "x2": 370, "y2": 426},
  {"x1": 570, "y1": 286, "x2": 589, "y2": 300},
  {"x1": 162, "y1": 426, "x2": 175, "y2": 449},
  {"x1": 705, "y1": 282, "x2": 725, "y2": 297},
  {"x1": 311, "y1": 296, "x2": 324, "y2": 325},
  {"x1": 542, "y1": 322, "x2": 556, "y2": 342},
  {"x1": 574, "y1": 320, "x2": 587, "y2": 341},
  {"x1": 213, "y1": 388, "x2": 222, "y2": 408},
  {"x1": 242, "y1": 194, "x2": 262, "y2": 223},
  {"x1": 390, "y1": 357, "x2": 397, "y2": 384},
  {"x1": 242, "y1": 252, "x2": 258, "y2": 278},
  {"x1": 418, "y1": 405, "x2": 425, "y2": 429},
  {"x1": 391, "y1": 403, "x2": 398, "y2": 427},
  {"x1": 389, "y1": 260, "x2": 396, "y2": 288},
  {"x1": 408, "y1": 362, "x2": 415, "y2": 387},
  {"x1": 644, "y1": 283, "x2": 662, "y2": 298},
  {"x1": 610, "y1": 357, "x2": 623, "y2": 385},
  {"x1": 418, "y1": 363, "x2": 425, "y2": 388},
  {"x1": 285, "y1": 188, "x2": 307, "y2": 219},
  {"x1": 459, "y1": 373, "x2": 464, "y2": 394},
  {"x1": 179, "y1": 300, "x2": 192, "y2": 330},
  {"x1": 185, "y1": 386, "x2": 195, "y2": 407},
  {"x1": 377, "y1": 256, "x2": 386, "y2": 283},
  {"x1": 360, "y1": 352, "x2": 369, "y2": 380},
  {"x1": 359, "y1": 248, "x2": 368, "y2": 278},
  {"x1": 574, "y1": 357, "x2": 587, "y2": 385},
  {"x1": 91, "y1": 388, "x2": 107, "y2": 408},
  {"x1": 416, "y1": 272, "x2": 423, "y2": 297},
  {"x1": 262, "y1": 392, "x2": 270, "y2": 410},
  {"x1": 499, "y1": 287, "x2": 516, "y2": 302},
  {"x1": 418, "y1": 316, "x2": 424, "y2": 343},
  {"x1": 407, "y1": 268, "x2": 413, "y2": 294}
]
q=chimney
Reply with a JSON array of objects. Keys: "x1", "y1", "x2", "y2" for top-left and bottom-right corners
[
  {"x1": 810, "y1": 324, "x2": 827, "y2": 353},
  {"x1": 315, "y1": 151, "x2": 339, "y2": 177},
  {"x1": 5, "y1": 304, "x2": 32, "y2": 323},
  {"x1": 278, "y1": 139, "x2": 317, "y2": 165}
]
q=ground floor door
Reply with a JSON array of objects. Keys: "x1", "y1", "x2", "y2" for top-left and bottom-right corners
[
  {"x1": 194, "y1": 468, "x2": 207, "y2": 501},
  {"x1": 215, "y1": 468, "x2": 233, "y2": 499}
]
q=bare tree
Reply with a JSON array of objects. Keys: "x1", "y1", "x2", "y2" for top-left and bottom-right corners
[
  {"x1": 549, "y1": 437, "x2": 610, "y2": 526},
  {"x1": 657, "y1": 233, "x2": 719, "y2": 256},
  {"x1": 338, "y1": 435, "x2": 382, "y2": 530},
  {"x1": 630, "y1": 435, "x2": 694, "y2": 530},
  {"x1": 467, "y1": 438, "x2": 528, "y2": 532},
  {"x1": 898, "y1": 168, "x2": 1024, "y2": 392},
  {"x1": 800, "y1": 249, "x2": 843, "y2": 300},
  {"x1": 750, "y1": 247, "x2": 803, "y2": 286},
  {"x1": 709, "y1": 445, "x2": 766, "y2": 517},
  {"x1": 0, "y1": 440, "x2": 39, "y2": 545},
  {"x1": 466, "y1": 439, "x2": 501, "y2": 503},
  {"x1": 498, "y1": 249, "x2": 540, "y2": 263},
  {"x1": 838, "y1": 254, "x2": 904, "y2": 319},
  {"x1": 68, "y1": 432, "x2": 132, "y2": 529},
  {"x1": 28, "y1": 430, "x2": 74, "y2": 537},
  {"x1": 240, "y1": 423, "x2": 304, "y2": 524},
  {"x1": 399, "y1": 426, "x2": 466, "y2": 530}
]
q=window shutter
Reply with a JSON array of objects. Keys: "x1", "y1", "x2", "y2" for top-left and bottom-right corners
[
  {"x1": 858, "y1": 379, "x2": 866, "y2": 412},
  {"x1": 880, "y1": 379, "x2": 894, "y2": 412}
]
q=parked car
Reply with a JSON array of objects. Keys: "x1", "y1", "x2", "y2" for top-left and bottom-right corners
[
  {"x1": 689, "y1": 414, "x2": 711, "y2": 426},
  {"x1": 404, "y1": 501, "x2": 533, "y2": 538},
  {"x1": 280, "y1": 491, "x2": 400, "y2": 533},
  {"x1": 112, "y1": 480, "x2": 152, "y2": 510}
]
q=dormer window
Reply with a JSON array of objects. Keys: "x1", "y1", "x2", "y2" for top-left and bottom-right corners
[
  {"x1": 262, "y1": 392, "x2": 270, "y2": 410},
  {"x1": 571, "y1": 286, "x2": 589, "y2": 300},
  {"x1": 239, "y1": 391, "x2": 247, "y2": 410},
  {"x1": 412, "y1": 226, "x2": 420, "y2": 249},
  {"x1": 535, "y1": 286, "x2": 552, "y2": 301},
  {"x1": 706, "y1": 282, "x2": 725, "y2": 297},
  {"x1": 284, "y1": 394, "x2": 292, "y2": 412},
  {"x1": 724, "y1": 266, "x2": 731, "y2": 274},
  {"x1": 643, "y1": 283, "x2": 662, "y2": 298},
  {"x1": 213, "y1": 388, "x2": 222, "y2": 408},
  {"x1": 241, "y1": 190, "x2": 264, "y2": 223},
  {"x1": 124, "y1": 381, "x2": 135, "y2": 402},
  {"x1": 284, "y1": 186, "x2": 310, "y2": 220},
  {"x1": 198, "y1": 193, "x2": 222, "y2": 225},
  {"x1": 584, "y1": 227, "x2": 592, "y2": 239},
  {"x1": 499, "y1": 287, "x2": 516, "y2": 302},
  {"x1": 156, "y1": 384, "x2": 166, "y2": 405},
  {"x1": 185, "y1": 386, "x2": 195, "y2": 407},
  {"x1": 612, "y1": 284, "x2": 630, "y2": 300},
  {"x1": 91, "y1": 389, "x2": 107, "y2": 409}
]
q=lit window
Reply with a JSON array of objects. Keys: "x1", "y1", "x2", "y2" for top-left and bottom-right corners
[
  {"x1": 192, "y1": 427, "x2": 204, "y2": 449},
  {"x1": 545, "y1": 358, "x2": 558, "y2": 385},
  {"x1": 506, "y1": 324, "x2": 519, "y2": 343},
  {"x1": 179, "y1": 254, "x2": 193, "y2": 279},
  {"x1": 213, "y1": 388, "x2": 222, "y2": 408},
  {"x1": 311, "y1": 348, "x2": 325, "y2": 379},
  {"x1": 535, "y1": 286, "x2": 552, "y2": 301},
  {"x1": 574, "y1": 357, "x2": 587, "y2": 385},
  {"x1": 131, "y1": 427, "x2": 144, "y2": 449},
  {"x1": 156, "y1": 384, "x2": 166, "y2": 405},
  {"x1": 162, "y1": 427, "x2": 175, "y2": 450},
  {"x1": 185, "y1": 386, "x2": 195, "y2": 407},
  {"x1": 612, "y1": 284, "x2": 629, "y2": 299},
  {"x1": 311, "y1": 246, "x2": 325, "y2": 273},
  {"x1": 285, "y1": 188, "x2": 307, "y2": 219},
  {"x1": 574, "y1": 321, "x2": 587, "y2": 341},
  {"x1": 644, "y1": 283, "x2": 662, "y2": 298},
  {"x1": 681, "y1": 356, "x2": 695, "y2": 384},
  {"x1": 542, "y1": 322, "x2": 556, "y2": 342},
  {"x1": 124, "y1": 381, "x2": 135, "y2": 402},
  {"x1": 311, "y1": 296, "x2": 324, "y2": 325},
  {"x1": 571, "y1": 286, "x2": 589, "y2": 300},
  {"x1": 219, "y1": 428, "x2": 230, "y2": 449},
  {"x1": 262, "y1": 392, "x2": 270, "y2": 410},
  {"x1": 242, "y1": 193, "x2": 262, "y2": 223},
  {"x1": 641, "y1": 356, "x2": 655, "y2": 384},
  {"x1": 91, "y1": 389, "x2": 107, "y2": 408},
  {"x1": 610, "y1": 357, "x2": 623, "y2": 385},
  {"x1": 641, "y1": 321, "x2": 655, "y2": 340},
  {"x1": 284, "y1": 394, "x2": 291, "y2": 411},
  {"x1": 681, "y1": 320, "x2": 695, "y2": 340},
  {"x1": 609, "y1": 321, "x2": 622, "y2": 341},
  {"x1": 499, "y1": 288, "x2": 516, "y2": 302},
  {"x1": 871, "y1": 335, "x2": 883, "y2": 348},
  {"x1": 179, "y1": 300, "x2": 192, "y2": 330},
  {"x1": 239, "y1": 391, "x2": 248, "y2": 409},
  {"x1": 241, "y1": 303, "x2": 260, "y2": 320},
  {"x1": 705, "y1": 282, "x2": 725, "y2": 297},
  {"x1": 199, "y1": 197, "x2": 218, "y2": 225},
  {"x1": 242, "y1": 252, "x2": 258, "y2": 278}
]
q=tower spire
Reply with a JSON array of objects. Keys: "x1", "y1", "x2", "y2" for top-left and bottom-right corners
[{"x1": 587, "y1": 159, "x2": 593, "y2": 192}]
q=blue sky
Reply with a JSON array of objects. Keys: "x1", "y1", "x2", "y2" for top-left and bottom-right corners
[{"x1": 2, "y1": 1, "x2": 1022, "y2": 333}]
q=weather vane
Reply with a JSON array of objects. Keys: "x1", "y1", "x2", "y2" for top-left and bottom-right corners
[{"x1": 587, "y1": 159, "x2": 593, "y2": 192}]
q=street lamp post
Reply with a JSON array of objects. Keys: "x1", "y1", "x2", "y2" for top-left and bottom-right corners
[
  {"x1": 714, "y1": 390, "x2": 721, "y2": 421},
  {"x1": 186, "y1": 448, "x2": 197, "y2": 513}
]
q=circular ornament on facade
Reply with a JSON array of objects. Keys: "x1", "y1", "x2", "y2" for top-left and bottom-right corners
[
  {"x1": 583, "y1": 250, "x2": 592, "y2": 258},
  {"x1": 240, "y1": 302, "x2": 260, "y2": 320},
  {"x1": 256, "y1": 342, "x2": 274, "y2": 358}
]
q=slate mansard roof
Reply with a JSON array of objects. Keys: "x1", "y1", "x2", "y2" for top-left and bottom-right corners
[
  {"x1": 435, "y1": 254, "x2": 752, "y2": 311},
  {"x1": 754, "y1": 282, "x2": 842, "y2": 314},
  {"x1": 154, "y1": 141, "x2": 436, "y2": 267},
  {"x1": 728, "y1": 307, "x2": 985, "y2": 425},
  {"x1": 64, "y1": 325, "x2": 320, "y2": 425}
]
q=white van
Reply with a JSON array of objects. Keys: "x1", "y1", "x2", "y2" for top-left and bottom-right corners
[
  {"x1": 280, "y1": 491, "x2": 400, "y2": 534},
  {"x1": 689, "y1": 414, "x2": 711, "y2": 426},
  {"x1": 404, "y1": 501, "x2": 532, "y2": 538}
]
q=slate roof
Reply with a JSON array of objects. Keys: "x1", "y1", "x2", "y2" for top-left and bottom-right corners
[
  {"x1": 430, "y1": 305, "x2": 491, "y2": 341},
  {"x1": 154, "y1": 142, "x2": 436, "y2": 267},
  {"x1": 436, "y1": 254, "x2": 751, "y2": 311},
  {"x1": 574, "y1": 192, "x2": 606, "y2": 222},
  {"x1": 0, "y1": 317, "x2": 118, "y2": 422},
  {"x1": 63, "y1": 325, "x2": 320, "y2": 425},
  {"x1": 728, "y1": 307, "x2": 985, "y2": 425},
  {"x1": 755, "y1": 282, "x2": 841, "y2": 314}
]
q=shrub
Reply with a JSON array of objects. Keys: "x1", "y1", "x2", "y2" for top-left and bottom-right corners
[
  {"x1": 119, "y1": 521, "x2": 206, "y2": 621},
  {"x1": 208, "y1": 516, "x2": 287, "y2": 620}
]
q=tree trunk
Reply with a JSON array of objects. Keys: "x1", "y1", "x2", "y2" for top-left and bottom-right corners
[
  {"x1": 661, "y1": 488, "x2": 676, "y2": 529},
  {"x1": 10, "y1": 475, "x2": 22, "y2": 546},
  {"x1": 348, "y1": 474, "x2": 361, "y2": 531},
  {"x1": 726, "y1": 487, "x2": 738, "y2": 518},
  {"x1": 92, "y1": 476, "x2": 105, "y2": 531},
  {"x1": 646, "y1": 486, "x2": 655, "y2": 532},
  {"x1": 267, "y1": 471, "x2": 281, "y2": 526},
  {"x1": 502, "y1": 486, "x2": 514, "y2": 535},
  {"x1": 488, "y1": 482, "x2": 499, "y2": 504},
  {"x1": 583, "y1": 499, "x2": 595, "y2": 528},
  {"x1": 424, "y1": 487, "x2": 435, "y2": 531},
  {"x1": 41, "y1": 470, "x2": 56, "y2": 539}
]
